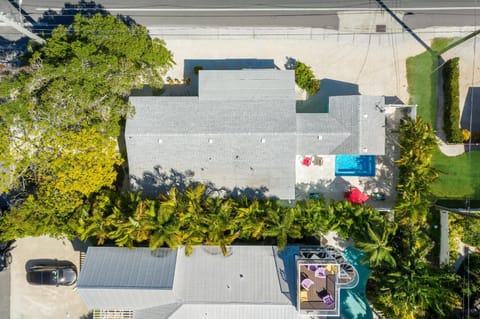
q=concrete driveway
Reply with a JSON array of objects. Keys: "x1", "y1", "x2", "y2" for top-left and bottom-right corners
[{"x1": 10, "y1": 236, "x2": 90, "y2": 319}]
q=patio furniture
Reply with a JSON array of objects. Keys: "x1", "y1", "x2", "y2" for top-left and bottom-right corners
[
  {"x1": 372, "y1": 192, "x2": 386, "y2": 201},
  {"x1": 345, "y1": 186, "x2": 369, "y2": 204},
  {"x1": 315, "y1": 267, "x2": 326, "y2": 278},
  {"x1": 309, "y1": 193, "x2": 323, "y2": 200},
  {"x1": 323, "y1": 294, "x2": 335, "y2": 306},
  {"x1": 313, "y1": 156, "x2": 323, "y2": 166},
  {"x1": 301, "y1": 278, "x2": 315, "y2": 290},
  {"x1": 302, "y1": 156, "x2": 312, "y2": 167},
  {"x1": 300, "y1": 289, "x2": 309, "y2": 302},
  {"x1": 308, "y1": 265, "x2": 318, "y2": 272}
]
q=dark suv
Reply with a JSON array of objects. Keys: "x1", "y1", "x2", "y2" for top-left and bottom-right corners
[{"x1": 27, "y1": 261, "x2": 77, "y2": 286}]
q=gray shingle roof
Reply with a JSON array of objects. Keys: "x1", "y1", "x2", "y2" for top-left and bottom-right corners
[
  {"x1": 199, "y1": 69, "x2": 295, "y2": 101},
  {"x1": 126, "y1": 70, "x2": 297, "y2": 199},
  {"x1": 296, "y1": 96, "x2": 386, "y2": 155},
  {"x1": 126, "y1": 70, "x2": 386, "y2": 200}
]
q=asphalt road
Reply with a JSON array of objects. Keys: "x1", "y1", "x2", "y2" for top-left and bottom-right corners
[{"x1": 16, "y1": 0, "x2": 480, "y2": 30}]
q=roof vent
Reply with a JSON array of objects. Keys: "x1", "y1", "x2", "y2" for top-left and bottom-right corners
[
  {"x1": 260, "y1": 138, "x2": 266, "y2": 143},
  {"x1": 363, "y1": 114, "x2": 368, "y2": 118},
  {"x1": 363, "y1": 147, "x2": 368, "y2": 153},
  {"x1": 318, "y1": 135, "x2": 323, "y2": 141},
  {"x1": 208, "y1": 138, "x2": 213, "y2": 144},
  {"x1": 158, "y1": 139, "x2": 163, "y2": 144}
]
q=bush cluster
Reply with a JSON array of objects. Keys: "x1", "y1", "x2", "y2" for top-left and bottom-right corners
[
  {"x1": 442, "y1": 57, "x2": 463, "y2": 143},
  {"x1": 294, "y1": 61, "x2": 320, "y2": 96}
]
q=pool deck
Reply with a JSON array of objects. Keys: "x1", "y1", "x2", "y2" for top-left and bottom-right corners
[{"x1": 295, "y1": 107, "x2": 407, "y2": 210}]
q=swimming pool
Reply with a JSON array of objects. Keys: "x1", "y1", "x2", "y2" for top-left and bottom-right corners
[
  {"x1": 335, "y1": 155, "x2": 376, "y2": 177},
  {"x1": 340, "y1": 247, "x2": 373, "y2": 319}
]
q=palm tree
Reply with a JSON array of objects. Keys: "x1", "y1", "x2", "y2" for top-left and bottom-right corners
[
  {"x1": 108, "y1": 192, "x2": 156, "y2": 247},
  {"x1": 263, "y1": 202, "x2": 302, "y2": 250},
  {"x1": 203, "y1": 197, "x2": 241, "y2": 256},
  {"x1": 357, "y1": 221, "x2": 397, "y2": 268}
]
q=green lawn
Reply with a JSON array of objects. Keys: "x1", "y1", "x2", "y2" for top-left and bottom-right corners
[
  {"x1": 431, "y1": 149, "x2": 480, "y2": 199},
  {"x1": 406, "y1": 38, "x2": 480, "y2": 199},
  {"x1": 406, "y1": 51, "x2": 438, "y2": 126}
]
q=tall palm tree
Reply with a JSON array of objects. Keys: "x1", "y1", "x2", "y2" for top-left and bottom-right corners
[
  {"x1": 203, "y1": 197, "x2": 241, "y2": 256},
  {"x1": 263, "y1": 202, "x2": 302, "y2": 250},
  {"x1": 357, "y1": 221, "x2": 397, "y2": 268}
]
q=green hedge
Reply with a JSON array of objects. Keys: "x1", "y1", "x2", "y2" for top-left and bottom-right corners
[
  {"x1": 442, "y1": 57, "x2": 463, "y2": 143},
  {"x1": 294, "y1": 61, "x2": 320, "y2": 96}
]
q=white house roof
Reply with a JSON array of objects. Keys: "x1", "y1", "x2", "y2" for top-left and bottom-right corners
[
  {"x1": 77, "y1": 247, "x2": 178, "y2": 310},
  {"x1": 77, "y1": 246, "x2": 296, "y2": 318},
  {"x1": 126, "y1": 70, "x2": 297, "y2": 199},
  {"x1": 125, "y1": 69, "x2": 386, "y2": 200}
]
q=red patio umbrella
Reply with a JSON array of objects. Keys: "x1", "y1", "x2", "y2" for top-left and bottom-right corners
[{"x1": 346, "y1": 187, "x2": 369, "y2": 204}]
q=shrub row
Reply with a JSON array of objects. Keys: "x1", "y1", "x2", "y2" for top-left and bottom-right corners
[
  {"x1": 442, "y1": 57, "x2": 463, "y2": 143},
  {"x1": 294, "y1": 61, "x2": 320, "y2": 96}
]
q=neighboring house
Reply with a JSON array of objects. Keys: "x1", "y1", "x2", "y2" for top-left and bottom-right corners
[
  {"x1": 76, "y1": 245, "x2": 359, "y2": 319},
  {"x1": 125, "y1": 69, "x2": 386, "y2": 199}
]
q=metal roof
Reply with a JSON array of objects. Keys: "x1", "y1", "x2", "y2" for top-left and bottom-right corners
[
  {"x1": 77, "y1": 247, "x2": 178, "y2": 310},
  {"x1": 173, "y1": 246, "x2": 291, "y2": 304},
  {"x1": 77, "y1": 246, "x2": 297, "y2": 317},
  {"x1": 167, "y1": 304, "x2": 298, "y2": 319}
]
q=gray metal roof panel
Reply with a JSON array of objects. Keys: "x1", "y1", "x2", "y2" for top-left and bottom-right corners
[
  {"x1": 134, "y1": 303, "x2": 182, "y2": 319},
  {"x1": 77, "y1": 288, "x2": 177, "y2": 310},
  {"x1": 199, "y1": 69, "x2": 295, "y2": 101},
  {"x1": 169, "y1": 304, "x2": 298, "y2": 319},
  {"x1": 78, "y1": 247, "x2": 177, "y2": 289},
  {"x1": 173, "y1": 246, "x2": 292, "y2": 304}
]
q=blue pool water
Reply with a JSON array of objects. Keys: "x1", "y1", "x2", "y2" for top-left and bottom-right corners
[
  {"x1": 340, "y1": 247, "x2": 373, "y2": 319},
  {"x1": 335, "y1": 155, "x2": 376, "y2": 177}
]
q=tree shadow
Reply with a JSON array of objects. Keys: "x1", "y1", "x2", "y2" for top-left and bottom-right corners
[
  {"x1": 32, "y1": 1, "x2": 109, "y2": 35},
  {"x1": 0, "y1": 35, "x2": 30, "y2": 66},
  {"x1": 296, "y1": 78, "x2": 359, "y2": 113},
  {"x1": 131, "y1": 166, "x2": 273, "y2": 200}
]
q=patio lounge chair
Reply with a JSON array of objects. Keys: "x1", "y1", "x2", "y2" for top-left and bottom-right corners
[
  {"x1": 308, "y1": 265, "x2": 318, "y2": 272},
  {"x1": 301, "y1": 278, "x2": 315, "y2": 290},
  {"x1": 323, "y1": 294, "x2": 335, "y2": 306},
  {"x1": 315, "y1": 267, "x2": 326, "y2": 278},
  {"x1": 313, "y1": 156, "x2": 323, "y2": 166}
]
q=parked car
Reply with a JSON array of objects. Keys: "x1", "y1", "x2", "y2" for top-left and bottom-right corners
[{"x1": 27, "y1": 261, "x2": 77, "y2": 286}]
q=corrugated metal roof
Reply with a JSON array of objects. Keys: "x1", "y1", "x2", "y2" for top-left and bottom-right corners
[
  {"x1": 199, "y1": 70, "x2": 295, "y2": 101},
  {"x1": 77, "y1": 247, "x2": 178, "y2": 309},
  {"x1": 173, "y1": 246, "x2": 292, "y2": 304},
  {"x1": 78, "y1": 288, "x2": 177, "y2": 311},
  {"x1": 167, "y1": 304, "x2": 298, "y2": 319},
  {"x1": 134, "y1": 303, "x2": 181, "y2": 319}
]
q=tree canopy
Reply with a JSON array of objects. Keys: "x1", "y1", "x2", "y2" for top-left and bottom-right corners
[{"x1": 0, "y1": 14, "x2": 173, "y2": 237}]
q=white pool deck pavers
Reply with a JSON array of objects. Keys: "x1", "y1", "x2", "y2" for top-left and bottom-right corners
[{"x1": 295, "y1": 107, "x2": 402, "y2": 210}]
